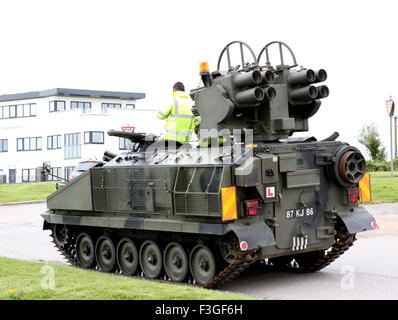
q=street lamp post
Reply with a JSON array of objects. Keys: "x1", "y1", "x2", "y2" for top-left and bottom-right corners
[
  {"x1": 386, "y1": 97, "x2": 395, "y2": 177},
  {"x1": 395, "y1": 116, "x2": 397, "y2": 159},
  {"x1": 391, "y1": 113, "x2": 394, "y2": 177}
]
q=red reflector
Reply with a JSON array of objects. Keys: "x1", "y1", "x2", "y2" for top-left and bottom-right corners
[
  {"x1": 246, "y1": 200, "x2": 260, "y2": 208},
  {"x1": 240, "y1": 241, "x2": 248, "y2": 251},
  {"x1": 349, "y1": 195, "x2": 359, "y2": 203},
  {"x1": 371, "y1": 221, "x2": 378, "y2": 229},
  {"x1": 248, "y1": 208, "x2": 258, "y2": 216},
  {"x1": 348, "y1": 188, "x2": 360, "y2": 196}
]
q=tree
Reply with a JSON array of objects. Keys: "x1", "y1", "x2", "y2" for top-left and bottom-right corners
[{"x1": 358, "y1": 123, "x2": 386, "y2": 161}]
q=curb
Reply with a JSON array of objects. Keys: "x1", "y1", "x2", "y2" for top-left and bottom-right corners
[{"x1": 0, "y1": 200, "x2": 46, "y2": 206}]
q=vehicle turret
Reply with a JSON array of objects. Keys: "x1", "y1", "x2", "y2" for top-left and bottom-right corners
[{"x1": 191, "y1": 41, "x2": 328, "y2": 142}]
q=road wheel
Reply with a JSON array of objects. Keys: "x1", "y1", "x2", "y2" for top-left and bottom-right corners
[
  {"x1": 76, "y1": 233, "x2": 95, "y2": 268},
  {"x1": 117, "y1": 238, "x2": 139, "y2": 276},
  {"x1": 139, "y1": 240, "x2": 162, "y2": 279},
  {"x1": 95, "y1": 236, "x2": 116, "y2": 272},
  {"x1": 190, "y1": 245, "x2": 216, "y2": 286},
  {"x1": 164, "y1": 242, "x2": 188, "y2": 282}
]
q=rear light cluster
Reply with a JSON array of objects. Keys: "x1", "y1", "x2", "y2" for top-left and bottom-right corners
[
  {"x1": 244, "y1": 200, "x2": 261, "y2": 216},
  {"x1": 347, "y1": 188, "x2": 360, "y2": 204}
]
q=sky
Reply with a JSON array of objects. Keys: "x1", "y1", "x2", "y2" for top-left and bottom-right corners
[{"x1": 0, "y1": 0, "x2": 397, "y2": 159}]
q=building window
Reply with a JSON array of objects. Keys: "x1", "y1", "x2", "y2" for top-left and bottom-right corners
[
  {"x1": 64, "y1": 166, "x2": 75, "y2": 180},
  {"x1": 119, "y1": 137, "x2": 133, "y2": 150},
  {"x1": 9, "y1": 105, "x2": 16, "y2": 118},
  {"x1": 126, "y1": 104, "x2": 135, "y2": 110},
  {"x1": 16, "y1": 104, "x2": 23, "y2": 117},
  {"x1": 102, "y1": 103, "x2": 121, "y2": 113},
  {"x1": 22, "y1": 168, "x2": 36, "y2": 182},
  {"x1": 48, "y1": 167, "x2": 62, "y2": 181},
  {"x1": 1, "y1": 103, "x2": 36, "y2": 119},
  {"x1": 23, "y1": 104, "x2": 30, "y2": 116},
  {"x1": 64, "y1": 133, "x2": 81, "y2": 159},
  {"x1": 49, "y1": 100, "x2": 66, "y2": 112},
  {"x1": 17, "y1": 137, "x2": 42, "y2": 151},
  {"x1": 84, "y1": 131, "x2": 104, "y2": 144},
  {"x1": 0, "y1": 139, "x2": 8, "y2": 152},
  {"x1": 2, "y1": 106, "x2": 9, "y2": 118},
  {"x1": 30, "y1": 104, "x2": 37, "y2": 116},
  {"x1": 47, "y1": 135, "x2": 62, "y2": 150},
  {"x1": 71, "y1": 101, "x2": 91, "y2": 114}
]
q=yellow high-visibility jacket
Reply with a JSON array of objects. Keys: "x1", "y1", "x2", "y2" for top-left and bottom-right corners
[
  {"x1": 157, "y1": 91, "x2": 199, "y2": 145},
  {"x1": 198, "y1": 137, "x2": 227, "y2": 147}
]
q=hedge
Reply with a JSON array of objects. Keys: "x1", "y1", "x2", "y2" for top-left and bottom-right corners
[{"x1": 366, "y1": 159, "x2": 398, "y2": 172}]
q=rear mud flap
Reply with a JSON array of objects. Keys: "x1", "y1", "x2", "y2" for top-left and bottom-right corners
[
  {"x1": 229, "y1": 221, "x2": 276, "y2": 250},
  {"x1": 337, "y1": 206, "x2": 378, "y2": 234}
]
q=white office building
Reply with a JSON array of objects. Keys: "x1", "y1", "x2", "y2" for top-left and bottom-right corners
[{"x1": 0, "y1": 88, "x2": 159, "y2": 183}]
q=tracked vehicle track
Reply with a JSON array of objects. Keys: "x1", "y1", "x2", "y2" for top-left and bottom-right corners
[
  {"x1": 266, "y1": 223, "x2": 357, "y2": 273},
  {"x1": 50, "y1": 222, "x2": 355, "y2": 288},
  {"x1": 204, "y1": 249, "x2": 258, "y2": 289},
  {"x1": 51, "y1": 233, "x2": 77, "y2": 266},
  {"x1": 295, "y1": 224, "x2": 356, "y2": 273},
  {"x1": 50, "y1": 230, "x2": 258, "y2": 289}
]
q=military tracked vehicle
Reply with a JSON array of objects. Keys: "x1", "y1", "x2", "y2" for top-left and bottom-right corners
[{"x1": 41, "y1": 41, "x2": 377, "y2": 288}]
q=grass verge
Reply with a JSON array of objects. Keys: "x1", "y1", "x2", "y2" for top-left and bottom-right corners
[
  {"x1": 369, "y1": 178, "x2": 398, "y2": 204},
  {"x1": 368, "y1": 171, "x2": 398, "y2": 178},
  {"x1": 0, "y1": 182, "x2": 56, "y2": 203},
  {"x1": 0, "y1": 257, "x2": 254, "y2": 300}
]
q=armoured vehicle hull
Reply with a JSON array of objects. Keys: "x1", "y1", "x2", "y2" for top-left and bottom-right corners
[
  {"x1": 42, "y1": 140, "x2": 376, "y2": 287},
  {"x1": 41, "y1": 41, "x2": 377, "y2": 288}
]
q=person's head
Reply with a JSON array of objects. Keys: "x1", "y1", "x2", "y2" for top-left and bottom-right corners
[{"x1": 173, "y1": 82, "x2": 185, "y2": 92}]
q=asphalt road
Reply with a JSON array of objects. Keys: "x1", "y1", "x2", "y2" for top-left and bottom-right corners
[{"x1": 0, "y1": 202, "x2": 397, "y2": 299}]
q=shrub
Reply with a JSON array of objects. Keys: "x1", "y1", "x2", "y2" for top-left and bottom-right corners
[
  {"x1": 367, "y1": 159, "x2": 398, "y2": 171},
  {"x1": 358, "y1": 123, "x2": 387, "y2": 161},
  {"x1": 366, "y1": 160, "x2": 389, "y2": 172}
]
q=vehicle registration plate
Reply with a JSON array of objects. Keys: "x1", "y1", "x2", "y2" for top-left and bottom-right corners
[{"x1": 285, "y1": 207, "x2": 314, "y2": 219}]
